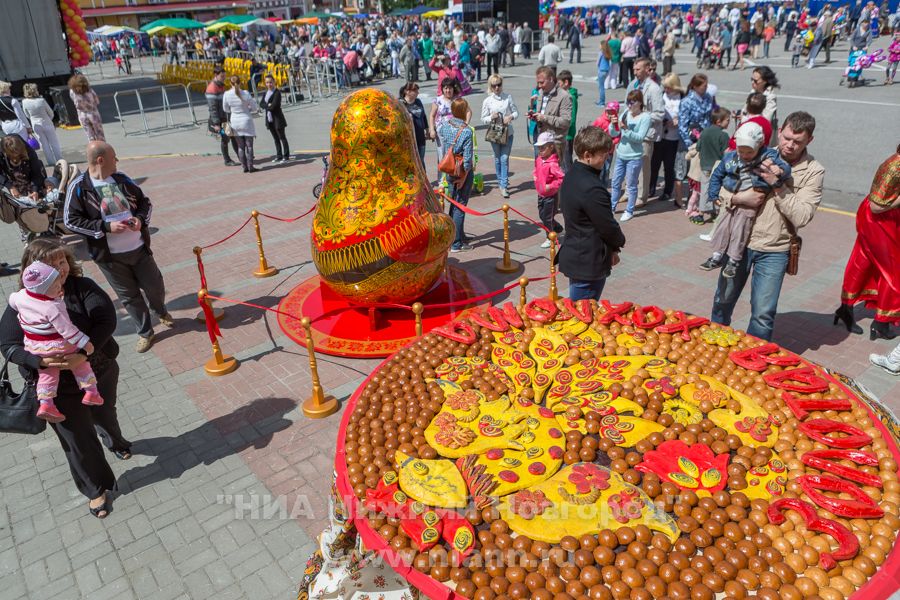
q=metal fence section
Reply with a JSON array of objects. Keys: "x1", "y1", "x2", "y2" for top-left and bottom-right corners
[{"x1": 112, "y1": 84, "x2": 200, "y2": 136}]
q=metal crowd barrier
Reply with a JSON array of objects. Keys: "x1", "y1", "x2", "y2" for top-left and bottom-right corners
[{"x1": 112, "y1": 84, "x2": 199, "y2": 136}]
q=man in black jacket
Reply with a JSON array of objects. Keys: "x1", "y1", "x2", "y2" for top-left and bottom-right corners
[
  {"x1": 64, "y1": 141, "x2": 172, "y2": 353},
  {"x1": 557, "y1": 126, "x2": 625, "y2": 301}
]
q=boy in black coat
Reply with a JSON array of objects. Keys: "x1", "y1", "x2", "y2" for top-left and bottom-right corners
[{"x1": 557, "y1": 126, "x2": 626, "y2": 301}]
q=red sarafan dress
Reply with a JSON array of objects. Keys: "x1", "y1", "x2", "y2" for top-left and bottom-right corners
[{"x1": 841, "y1": 151, "x2": 900, "y2": 324}]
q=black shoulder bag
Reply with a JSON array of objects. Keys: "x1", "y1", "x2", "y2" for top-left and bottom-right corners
[{"x1": 0, "y1": 353, "x2": 45, "y2": 435}]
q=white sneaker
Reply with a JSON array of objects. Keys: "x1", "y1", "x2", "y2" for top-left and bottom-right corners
[
  {"x1": 540, "y1": 239, "x2": 552, "y2": 249},
  {"x1": 699, "y1": 233, "x2": 712, "y2": 242},
  {"x1": 870, "y1": 353, "x2": 900, "y2": 375},
  {"x1": 619, "y1": 212, "x2": 633, "y2": 223}
]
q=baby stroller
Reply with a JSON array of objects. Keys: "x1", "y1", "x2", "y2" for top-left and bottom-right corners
[
  {"x1": 697, "y1": 40, "x2": 723, "y2": 70},
  {"x1": 0, "y1": 160, "x2": 75, "y2": 243}
]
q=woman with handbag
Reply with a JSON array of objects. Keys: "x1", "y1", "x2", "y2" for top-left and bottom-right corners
[
  {"x1": 438, "y1": 99, "x2": 475, "y2": 253},
  {"x1": 480, "y1": 75, "x2": 518, "y2": 198},
  {"x1": 21, "y1": 83, "x2": 63, "y2": 166},
  {"x1": 0, "y1": 239, "x2": 131, "y2": 519},
  {"x1": 222, "y1": 76, "x2": 259, "y2": 173}
]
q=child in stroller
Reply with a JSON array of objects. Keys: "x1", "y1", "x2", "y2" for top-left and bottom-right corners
[
  {"x1": 0, "y1": 135, "x2": 73, "y2": 242},
  {"x1": 697, "y1": 38, "x2": 724, "y2": 69}
]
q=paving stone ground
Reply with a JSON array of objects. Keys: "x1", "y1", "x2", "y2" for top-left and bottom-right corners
[{"x1": 1, "y1": 40, "x2": 899, "y2": 600}]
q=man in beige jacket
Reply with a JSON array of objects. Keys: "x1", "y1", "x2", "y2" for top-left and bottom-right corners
[
  {"x1": 710, "y1": 111, "x2": 825, "y2": 341},
  {"x1": 531, "y1": 66, "x2": 572, "y2": 164}
]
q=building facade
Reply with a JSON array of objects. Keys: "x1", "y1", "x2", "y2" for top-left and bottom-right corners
[{"x1": 78, "y1": 0, "x2": 251, "y2": 29}]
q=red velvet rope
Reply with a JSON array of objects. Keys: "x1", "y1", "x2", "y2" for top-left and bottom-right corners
[
  {"x1": 435, "y1": 189, "x2": 552, "y2": 236},
  {"x1": 257, "y1": 204, "x2": 317, "y2": 223},
  {"x1": 199, "y1": 215, "x2": 254, "y2": 250},
  {"x1": 203, "y1": 293, "x2": 304, "y2": 322}
]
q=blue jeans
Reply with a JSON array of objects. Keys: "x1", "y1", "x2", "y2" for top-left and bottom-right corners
[
  {"x1": 490, "y1": 134, "x2": 513, "y2": 190},
  {"x1": 597, "y1": 69, "x2": 609, "y2": 105},
  {"x1": 610, "y1": 156, "x2": 642, "y2": 214},
  {"x1": 417, "y1": 144, "x2": 426, "y2": 169},
  {"x1": 711, "y1": 248, "x2": 790, "y2": 341},
  {"x1": 570, "y1": 278, "x2": 607, "y2": 301},
  {"x1": 449, "y1": 170, "x2": 474, "y2": 249}
]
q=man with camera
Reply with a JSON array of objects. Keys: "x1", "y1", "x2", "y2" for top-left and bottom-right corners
[
  {"x1": 530, "y1": 66, "x2": 573, "y2": 166},
  {"x1": 65, "y1": 141, "x2": 173, "y2": 353}
]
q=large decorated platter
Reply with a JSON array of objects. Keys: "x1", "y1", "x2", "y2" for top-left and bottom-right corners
[{"x1": 334, "y1": 298, "x2": 900, "y2": 600}]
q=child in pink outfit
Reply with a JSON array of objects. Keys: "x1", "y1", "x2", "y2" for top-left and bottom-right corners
[
  {"x1": 8, "y1": 261, "x2": 103, "y2": 423},
  {"x1": 533, "y1": 131, "x2": 566, "y2": 248}
]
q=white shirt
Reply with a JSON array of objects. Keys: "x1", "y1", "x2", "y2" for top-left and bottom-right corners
[
  {"x1": 538, "y1": 43, "x2": 562, "y2": 66},
  {"x1": 91, "y1": 176, "x2": 143, "y2": 254},
  {"x1": 480, "y1": 92, "x2": 519, "y2": 136}
]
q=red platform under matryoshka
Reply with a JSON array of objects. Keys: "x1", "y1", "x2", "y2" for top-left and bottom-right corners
[{"x1": 276, "y1": 266, "x2": 491, "y2": 358}]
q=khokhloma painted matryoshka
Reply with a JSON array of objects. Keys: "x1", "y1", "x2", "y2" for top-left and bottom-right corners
[{"x1": 311, "y1": 89, "x2": 454, "y2": 305}]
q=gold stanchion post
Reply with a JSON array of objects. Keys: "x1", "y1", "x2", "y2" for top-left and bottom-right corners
[
  {"x1": 548, "y1": 232, "x2": 559, "y2": 301},
  {"x1": 199, "y1": 289, "x2": 238, "y2": 376},
  {"x1": 519, "y1": 277, "x2": 529, "y2": 308},
  {"x1": 495, "y1": 204, "x2": 521, "y2": 273},
  {"x1": 301, "y1": 316, "x2": 339, "y2": 419},
  {"x1": 412, "y1": 302, "x2": 424, "y2": 337},
  {"x1": 251, "y1": 210, "x2": 278, "y2": 278},
  {"x1": 194, "y1": 247, "x2": 225, "y2": 322}
]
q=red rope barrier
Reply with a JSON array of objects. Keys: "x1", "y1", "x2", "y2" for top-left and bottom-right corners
[
  {"x1": 203, "y1": 274, "x2": 552, "y2": 329},
  {"x1": 436, "y1": 189, "x2": 504, "y2": 217},
  {"x1": 257, "y1": 204, "x2": 317, "y2": 223},
  {"x1": 199, "y1": 216, "x2": 254, "y2": 250}
]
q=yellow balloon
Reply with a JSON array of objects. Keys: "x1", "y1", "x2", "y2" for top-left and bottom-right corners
[
  {"x1": 65, "y1": 8, "x2": 74, "y2": 16},
  {"x1": 71, "y1": 34, "x2": 80, "y2": 42},
  {"x1": 71, "y1": 52, "x2": 81, "y2": 60}
]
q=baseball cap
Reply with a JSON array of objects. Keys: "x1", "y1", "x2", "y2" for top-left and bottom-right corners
[
  {"x1": 534, "y1": 131, "x2": 556, "y2": 147},
  {"x1": 734, "y1": 122, "x2": 765, "y2": 151}
]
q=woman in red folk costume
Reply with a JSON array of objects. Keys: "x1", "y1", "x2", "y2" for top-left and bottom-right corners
[{"x1": 834, "y1": 143, "x2": 900, "y2": 340}]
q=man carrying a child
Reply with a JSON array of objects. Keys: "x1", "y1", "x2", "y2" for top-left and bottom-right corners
[{"x1": 709, "y1": 111, "x2": 824, "y2": 341}]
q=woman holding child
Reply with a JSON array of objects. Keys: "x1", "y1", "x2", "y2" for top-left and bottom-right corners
[{"x1": 0, "y1": 239, "x2": 131, "y2": 519}]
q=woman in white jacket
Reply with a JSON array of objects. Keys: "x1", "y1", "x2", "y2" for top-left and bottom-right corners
[
  {"x1": 480, "y1": 74, "x2": 518, "y2": 198},
  {"x1": 222, "y1": 76, "x2": 259, "y2": 173},
  {"x1": 21, "y1": 84, "x2": 63, "y2": 165}
]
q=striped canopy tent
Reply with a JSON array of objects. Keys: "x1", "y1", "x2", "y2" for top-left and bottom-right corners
[{"x1": 139, "y1": 17, "x2": 206, "y2": 32}]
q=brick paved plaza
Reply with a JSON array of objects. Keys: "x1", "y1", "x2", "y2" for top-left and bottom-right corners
[{"x1": 1, "y1": 37, "x2": 898, "y2": 600}]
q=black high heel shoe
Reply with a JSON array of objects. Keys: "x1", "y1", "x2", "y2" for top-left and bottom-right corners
[
  {"x1": 833, "y1": 304, "x2": 863, "y2": 334},
  {"x1": 870, "y1": 321, "x2": 898, "y2": 341}
]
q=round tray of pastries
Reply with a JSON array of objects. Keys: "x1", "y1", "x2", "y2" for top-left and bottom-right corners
[{"x1": 334, "y1": 298, "x2": 900, "y2": 600}]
